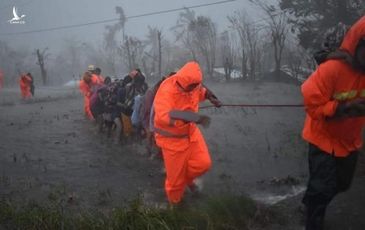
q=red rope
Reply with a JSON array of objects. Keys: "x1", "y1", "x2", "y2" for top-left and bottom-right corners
[{"x1": 200, "y1": 104, "x2": 304, "y2": 109}]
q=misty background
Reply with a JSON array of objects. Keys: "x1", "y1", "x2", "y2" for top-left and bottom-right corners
[{"x1": 0, "y1": 0, "x2": 364, "y2": 86}]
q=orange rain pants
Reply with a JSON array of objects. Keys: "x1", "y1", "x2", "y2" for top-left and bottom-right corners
[
  {"x1": 79, "y1": 80, "x2": 94, "y2": 120},
  {"x1": 161, "y1": 128, "x2": 211, "y2": 204}
]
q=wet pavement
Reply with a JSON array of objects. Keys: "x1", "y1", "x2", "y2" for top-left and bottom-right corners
[{"x1": 0, "y1": 82, "x2": 308, "y2": 210}]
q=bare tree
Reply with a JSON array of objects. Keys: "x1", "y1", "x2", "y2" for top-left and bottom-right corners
[
  {"x1": 285, "y1": 43, "x2": 315, "y2": 82},
  {"x1": 104, "y1": 6, "x2": 126, "y2": 75},
  {"x1": 35, "y1": 48, "x2": 50, "y2": 85},
  {"x1": 145, "y1": 27, "x2": 163, "y2": 78},
  {"x1": 157, "y1": 30, "x2": 162, "y2": 78},
  {"x1": 189, "y1": 16, "x2": 217, "y2": 78},
  {"x1": 172, "y1": 9, "x2": 198, "y2": 61},
  {"x1": 246, "y1": 24, "x2": 261, "y2": 80},
  {"x1": 252, "y1": 1, "x2": 289, "y2": 78},
  {"x1": 220, "y1": 30, "x2": 236, "y2": 81},
  {"x1": 173, "y1": 11, "x2": 217, "y2": 78},
  {"x1": 228, "y1": 11, "x2": 248, "y2": 79},
  {"x1": 121, "y1": 36, "x2": 145, "y2": 71},
  {"x1": 228, "y1": 11, "x2": 262, "y2": 80},
  {"x1": 228, "y1": 10, "x2": 262, "y2": 80}
]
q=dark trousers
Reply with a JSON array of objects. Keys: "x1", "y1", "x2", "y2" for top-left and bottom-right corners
[{"x1": 302, "y1": 144, "x2": 358, "y2": 230}]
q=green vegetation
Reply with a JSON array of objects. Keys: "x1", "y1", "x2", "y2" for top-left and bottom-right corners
[{"x1": 0, "y1": 194, "x2": 283, "y2": 230}]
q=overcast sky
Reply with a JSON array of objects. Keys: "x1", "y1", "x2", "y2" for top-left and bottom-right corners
[{"x1": 0, "y1": 0, "x2": 271, "y2": 52}]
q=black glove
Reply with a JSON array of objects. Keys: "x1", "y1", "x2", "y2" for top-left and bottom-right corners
[
  {"x1": 332, "y1": 102, "x2": 347, "y2": 118},
  {"x1": 346, "y1": 99, "x2": 365, "y2": 117},
  {"x1": 205, "y1": 89, "x2": 222, "y2": 108},
  {"x1": 333, "y1": 99, "x2": 365, "y2": 118},
  {"x1": 210, "y1": 98, "x2": 222, "y2": 108}
]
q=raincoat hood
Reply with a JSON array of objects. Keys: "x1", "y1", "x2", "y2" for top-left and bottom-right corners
[
  {"x1": 340, "y1": 16, "x2": 365, "y2": 56},
  {"x1": 175, "y1": 61, "x2": 203, "y2": 90}
]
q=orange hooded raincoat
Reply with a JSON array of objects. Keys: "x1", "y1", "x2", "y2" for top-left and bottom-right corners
[
  {"x1": 19, "y1": 74, "x2": 32, "y2": 99},
  {"x1": 302, "y1": 16, "x2": 365, "y2": 157},
  {"x1": 153, "y1": 61, "x2": 212, "y2": 204},
  {"x1": 91, "y1": 74, "x2": 104, "y2": 87},
  {"x1": 79, "y1": 72, "x2": 100, "y2": 120}
]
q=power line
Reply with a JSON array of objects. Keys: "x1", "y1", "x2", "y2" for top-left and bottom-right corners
[{"x1": 0, "y1": 0, "x2": 237, "y2": 36}]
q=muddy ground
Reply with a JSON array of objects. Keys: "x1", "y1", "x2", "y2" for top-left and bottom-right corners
[{"x1": 0, "y1": 82, "x2": 364, "y2": 229}]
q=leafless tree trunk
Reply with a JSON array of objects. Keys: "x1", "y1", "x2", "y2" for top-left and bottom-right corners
[
  {"x1": 157, "y1": 30, "x2": 162, "y2": 79},
  {"x1": 189, "y1": 16, "x2": 217, "y2": 78},
  {"x1": 220, "y1": 31, "x2": 236, "y2": 81},
  {"x1": 245, "y1": 25, "x2": 260, "y2": 80},
  {"x1": 104, "y1": 6, "x2": 127, "y2": 75},
  {"x1": 123, "y1": 37, "x2": 133, "y2": 71},
  {"x1": 252, "y1": 0, "x2": 288, "y2": 79},
  {"x1": 145, "y1": 27, "x2": 163, "y2": 78},
  {"x1": 172, "y1": 9, "x2": 198, "y2": 61},
  {"x1": 36, "y1": 48, "x2": 49, "y2": 86},
  {"x1": 228, "y1": 11, "x2": 261, "y2": 80},
  {"x1": 121, "y1": 36, "x2": 145, "y2": 71}
]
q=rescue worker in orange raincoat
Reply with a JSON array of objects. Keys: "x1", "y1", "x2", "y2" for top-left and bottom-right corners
[
  {"x1": 153, "y1": 61, "x2": 222, "y2": 205},
  {"x1": 302, "y1": 16, "x2": 365, "y2": 230},
  {"x1": 79, "y1": 71, "x2": 94, "y2": 120},
  {"x1": 88, "y1": 65, "x2": 103, "y2": 87},
  {"x1": 19, "y1": 73, "x2": 32, "y2": 99}
]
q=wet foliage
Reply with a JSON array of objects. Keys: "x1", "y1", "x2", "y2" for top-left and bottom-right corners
[{"x1": 0, "y1": 194, "x2": 282, "y2": 230}]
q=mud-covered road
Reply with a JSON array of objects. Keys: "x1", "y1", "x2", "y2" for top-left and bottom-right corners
[
  {"x1": 2, "y1": 83, "x2": 365, "y2": 229},
  {"x1": 0, "y1": 83, "x2": 308, "y2": 209},
  {"x1": 0, "y1": 82, "x2": 320, "y2": 226}
]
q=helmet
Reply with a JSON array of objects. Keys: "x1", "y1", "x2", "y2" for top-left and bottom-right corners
[{"x1": 87, "y1": 65, "x2": 96, "y2": 72}]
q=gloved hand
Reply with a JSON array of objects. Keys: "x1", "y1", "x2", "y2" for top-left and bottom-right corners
[
  {"x1": 210, "y1": 98, "x2": 222, "y2": 108},
  {"x1": 197, "y1": 115, "x2": 211, "y2": 128},
  {"x1": 333, "y1": 99, "x2": 365, "y2": 118},
  {"x1": 205, "y1": 89, "x2": 222, "y2": 108},
  {"x1": 346, "y1": 99, "x2": 365, "y2": 117}
]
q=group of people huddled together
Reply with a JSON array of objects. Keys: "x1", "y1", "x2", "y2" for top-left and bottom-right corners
[
  {"x1": 79, "y1": 64, "x2": 172, "y2": 157},
  {"x1": 79, "y1": 61, "x2": 224, "y2": 206}
]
